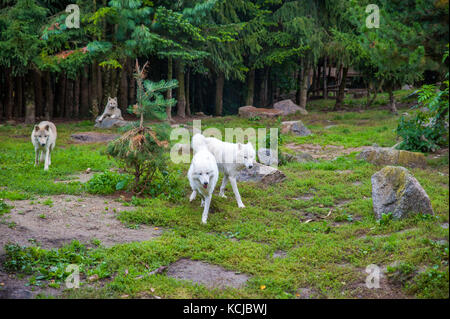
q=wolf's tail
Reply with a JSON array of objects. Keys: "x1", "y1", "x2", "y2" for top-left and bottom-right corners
[{"x1": 192, "y1": 133, "x2": 207, "y2": 154}]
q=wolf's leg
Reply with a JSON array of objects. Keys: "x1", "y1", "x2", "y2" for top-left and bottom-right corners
[
  {"x1": 39, "y1": 149, "x2": 45, "y2": 163},
  {"x1": 35, "y1": 148, "x2": 40, "y2": 166},
  {"x1": 44, "y1": 148, "x2": 50, "y2": 171},
  {"x1": 229, "y1": 177, "x2": 245, "y2": 208},
  {"x1": 189, "y1": 190, "x2": 197, "y2": 202},
  {"x1": 201, "y1": 195, "x2": 212, "y2": 224},
  {"x1": 48, "y1": 147, "x2": 52, "y2": 165},
  {"x1": 219, "y1": 175, "x2": 228, "y2": 198},
  {"x1": 201, "y1": 198, "x2": 205, "y2": 207}
]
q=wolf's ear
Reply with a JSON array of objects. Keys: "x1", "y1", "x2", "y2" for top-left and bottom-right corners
[
  {"x1": 45, "y1": 125, "x2": 50, "y2": 131},
  {"x1": 108, "y1": 97, "x2": 112, "y2": 101},
  {"x1": 113, "y1": 97, "x2": 117, "y2": 101},
  {"x1": 34, "y1": 125, "x2": 39, "y2": 132}
]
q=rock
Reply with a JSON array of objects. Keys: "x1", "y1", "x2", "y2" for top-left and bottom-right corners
[
  {"x1": 283, "y1": 152, "x2": 316, "y2": 163},
  {"x1": 238, "y1": 105, "x2": 283, "y2": 118},
  {"x1": 273, "y1": 99, "x2": 308, "y2": 116},
  {"x1": 401, "y1": 84, "x2": 413, "y2": 90},
  {"x1": 257, "y1": 148, "x2": 278, "y2": 166},
  {"x1": 371, "y1": 166, "x2": 434, "y2": 220},
  {"x1": 237, "y1": 163, "x2": 286, "y2": 184},
  {"x1": 358, "y1": 147, "x2": 426, "y2": 168},
  {"x1": 94, "y1": 117, "x2": 129, "y2": 129},
  {"x1": 71, "y1": 132, "x2": 120, "y2": 143},
  {"x1": 281, "y1": 120, "x2": 312, "y2": 136}
]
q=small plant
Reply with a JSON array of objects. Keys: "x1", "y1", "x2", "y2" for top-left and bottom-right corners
[
  {"x1": 0, "y1": 199, "x2": 12, "y2": 216},
  {"x1": 85, "y1": 171, "x2": 132, "y2": 195},
  {"x1": 377, "y1": 212, "x2": 393, "y2": 226},
  {"x1": 39, "y1": 214, "x2": 46, "y2": 219},
  {"x1": 42, "y1": 198, "x2": 53, "y2": 207}
]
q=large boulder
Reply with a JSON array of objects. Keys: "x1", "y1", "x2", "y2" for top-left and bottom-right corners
[
  {"x1": 94, "y1": 117, "x2": 129, "y2": 129},
  {"x1": 371, "y1": 166, "x2": 434, "y2": 220},
  {"x1": 237, "y1": 163, "x2": 286, "y2": 184},
  {"x1": 281, "y1": 120, "x2": 312, "y2": 137},
  {"x1": 238, "y1": 106, "x2": 283, "y2": 118},
  {"x1": 358, "y1": 147, "x2": 426, "y2": 168},
  {"x1": 273, "y1": 99, "x2": 308, "y2": 116}
]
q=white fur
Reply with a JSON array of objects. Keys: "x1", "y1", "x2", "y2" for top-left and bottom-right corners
[
  {"x1": 188, "y1": 134, "x2": 219, "y2": 224},
  {"x1": 200, "y1": 135, "x2": 256, "y2": 208},
  {"x1": 31, "y1": 121, "x2": 57, "y2": 171}
]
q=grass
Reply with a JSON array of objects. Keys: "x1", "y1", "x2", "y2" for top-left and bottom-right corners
[{"x1": 0, "y1": 92, "x2": 448, "y2": 299}]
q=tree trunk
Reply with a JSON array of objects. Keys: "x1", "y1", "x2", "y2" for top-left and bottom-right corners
[
  {"x1": 176, "y1": 61, "x2": 186, "y2": 118},
  {"x1": 295, "y1": 66, "x2": 302, "y2": 105},
  {"x1": 14, "y1": 76, "x2": 23, "y2": 118},
  {"x1": 81, "y1": 66, "x2": 89, "y2": 117},
  {"x1": 388, "y1": 86, "x2": 398, "y2": 114},
  {"x1": 65, "y1": 79, "x2": 74, "y2": 118},
  {"x1": 56, "y1": 74, "x2": 66, "y2": 118},
  {"x1": 127, "y1": 58, "x2": 135, "y2": 107},
  {"x1": 259, "y1": 68, "x2": 269, "y2": 107},
  {"x1": 119, "y1": 60, "x2": 128, "y2": 116},
  {"x1": 166, "y1": 56, "x2": 173, "y2": 120},
  {"x1": 196, "y1": 75, "x2": 204, "y2": 113},
  {"x1": 185, "y1": 67, "x2": 191, "y2": 117},
  {"x1": 74, "y1": 77, "x2": 80, "y2": 118},
  {"x1": 33, "y1": 71, "x2": 43, "y2": 118},
  {"x1": 334, "y1": 66, "x2": 348, "y2": 110},
  {"x1": 101, "y1": 67, "x2": 111, "y2": 107},
  {"x1": 323, "y1": 57, "x2": 328, "y2": 99},
  {"x1": 299, "y1": 64, "x2": 309, "y2": 109},
  {"x1": 24, "y1": 71, "x2": 36, "y2": 124},
  {"x1": 44, "y1": 72, "x2": 54, "y2": 119},
  {"x1": 215, "y1": 72, "x2": 224, "y2": 116},
  {"x1": 5, "y1": 68, "x2": 13, "y2": 120},
  {"x1": 246, "y1": 69, "x2": 255, "y2": 106}
]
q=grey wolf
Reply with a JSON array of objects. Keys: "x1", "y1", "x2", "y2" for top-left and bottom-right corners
[
  {"x1": 201, "y1": 135, "x2": 256, "y2": 208},
  {"x1": 188, "y1": 134, "x2": 219, "y2": 224},
  {"x1": 96, "y1": 97, "x2": 123, "y2": 122},
  {"x1": 31, "y1": 121, "x2": 57, "y2": 171}
]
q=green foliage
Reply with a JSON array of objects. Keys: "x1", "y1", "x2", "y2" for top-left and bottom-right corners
[
  {"x1": 85, "y1": 171, "x2": 133, "y2": 195},
  {"x1": 0, "y1": 199, "x2": 12, "y2": 216},
  {"x1": 405, "y1": 266, "x2": 449, "y2": 299},
  {"x1": 396, "y1": 51, "x2": 449, "y2": 152},
  {"x1": 3, "y1": 241, "x2": 108, "y2": 288}
]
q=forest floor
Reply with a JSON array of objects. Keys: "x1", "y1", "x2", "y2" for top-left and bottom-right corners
[{"x1": 0, "y1": 90, "x2": 448, "y2": 299}]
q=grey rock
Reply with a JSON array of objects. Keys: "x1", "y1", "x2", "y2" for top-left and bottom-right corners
[
  {"x1": 273, "y1": 99, "x2": 308, "y2": 116},
  {"x1": 371, "y1": 166, "x2": 434, "y2": 220},
  {"x1": 237, "y1": 163, "x2": 286, "y2": 184},
  {"x1": 358, "y1": 147, "x2": 427, "y2": 168},
  {"x1": 281, "y1": 120, "x2": 312, "y2": 137},
  {"x1": 94, "y1": 117, "x2": 129, "y2": 129},
  {"x1": 258, "y1": 148, "x2": 278, "y2": 166}
]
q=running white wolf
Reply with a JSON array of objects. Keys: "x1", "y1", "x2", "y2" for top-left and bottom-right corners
[
  {"x1": 188, "y1": 134, "x2": 219, "y2": 224},
  {"x1": 201, "y1": 135, "x2": 256, "y2": 208},
  {"x1": 31, "y1": 121, "x2": 57, "y2": 171}
]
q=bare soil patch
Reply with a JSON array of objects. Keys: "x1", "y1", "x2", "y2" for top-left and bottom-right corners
[
  {"x1": 285, "y1": 143, "x2": 371, "y2": 160},
  {"x1": 166, "y1": 258, "x2": 250, "y2": 289},
  {"x1": 0, "y1": 194, "x2": 162, "y2": 253}
]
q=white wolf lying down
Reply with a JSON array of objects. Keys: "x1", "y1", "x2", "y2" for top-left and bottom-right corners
[
  {"x1": 188, "y1": 134, "x2": 219, "y2": 224},
  {"x1": 195, "y1": 134, "x2": 256, "y2": 208},
  {"x1": 31, "y1": 121, "x2": 57, "y2": 171}
]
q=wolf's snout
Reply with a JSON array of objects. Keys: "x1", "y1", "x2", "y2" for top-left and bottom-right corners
[
  {"x1": 248, "y1": 164, "x2": 253, "y2": 169},
  {"x1": 41, "y1": 143, "x2": 46, "y2": 146}
]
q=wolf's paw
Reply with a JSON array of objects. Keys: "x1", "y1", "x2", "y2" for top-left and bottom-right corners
[
  {"x1": 219, "y1": 193, "x2": 227, "y2": 198},
  {"x1": 238, "y1": 203, "x2": 245, "y2": 208}
]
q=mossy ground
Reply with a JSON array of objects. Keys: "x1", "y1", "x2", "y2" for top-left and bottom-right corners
[{"x1": 0, "y1": 90, "x2": 448, "y2": 299}]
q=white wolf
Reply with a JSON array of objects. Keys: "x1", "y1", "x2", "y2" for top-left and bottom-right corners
[
  {"x1": 200, "y1": 135, "x2": 256, "y2": 208},
  {"x1": 31, "y1": 121, "x2": 57, "y2": 171},
  {"x1": 188, "y1": 134, "x2": 219, "y2": 224},
  {"x1": 97, "y1": 97, "x2": 123, "y2": 122}
]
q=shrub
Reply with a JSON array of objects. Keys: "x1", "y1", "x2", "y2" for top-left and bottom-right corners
[
  {"x1": 396, "y1": 50, "x2": 449, "y2": 152},
  {"x1": 85, "y1": 171, "x2": 132, "y2": 195}
]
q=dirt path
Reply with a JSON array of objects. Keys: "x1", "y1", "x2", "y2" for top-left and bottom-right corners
[{"x1": 0, "y1": 194, "x2": 161, "y2": 253}]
